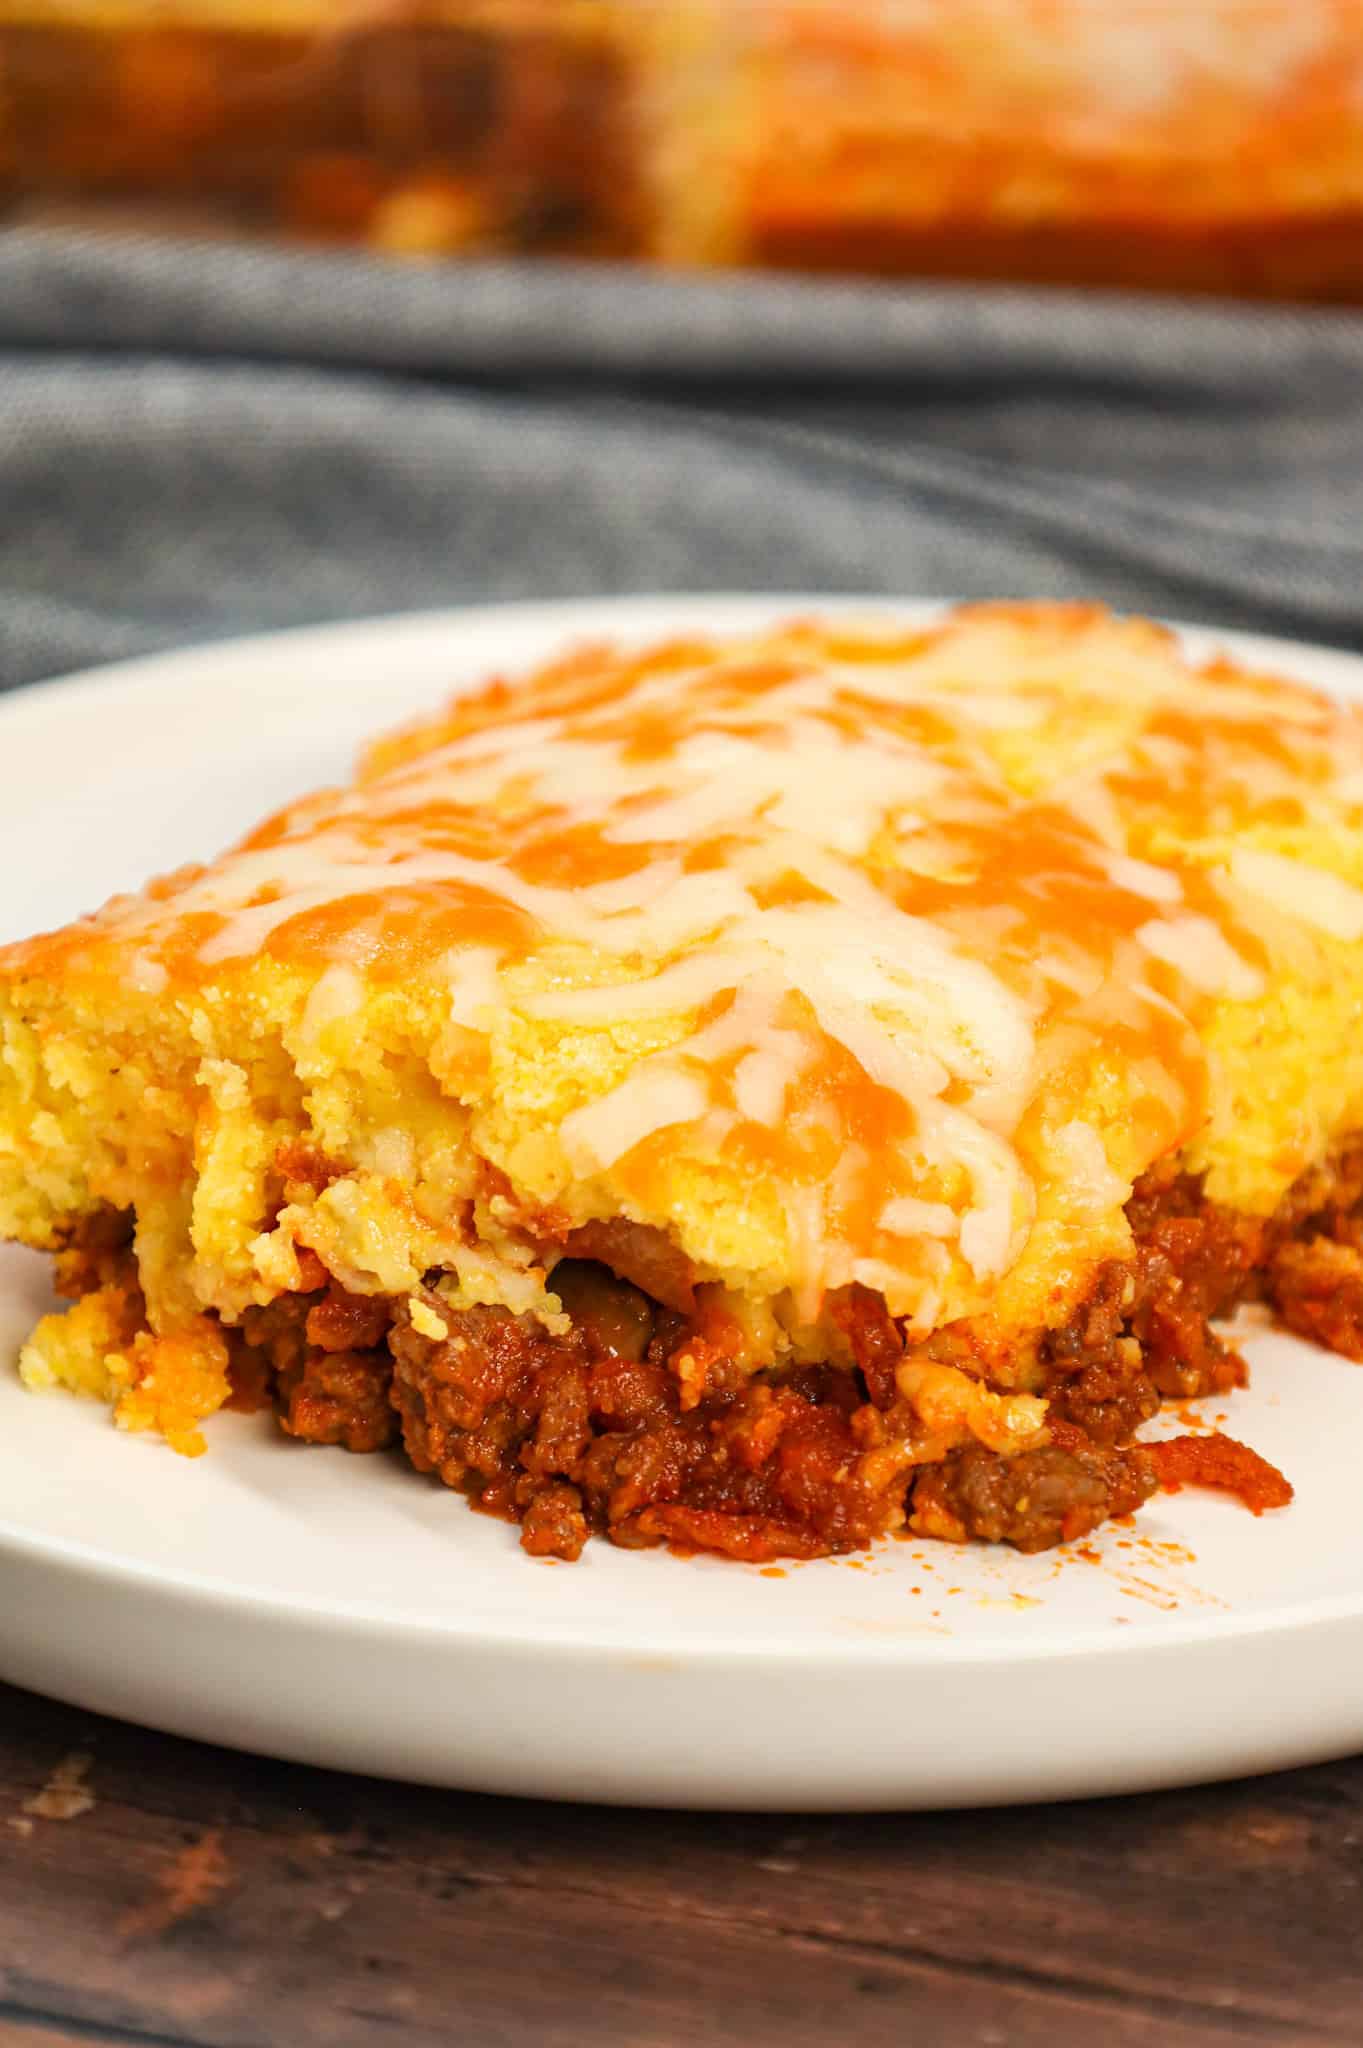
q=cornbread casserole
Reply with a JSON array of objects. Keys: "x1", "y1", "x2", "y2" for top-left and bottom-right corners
[
  {"x1": 0, "y1": 0, "x2": 644, "y2": 259},
  {"x1": 655, "y1": 0, "x2": 1363, "y2": 299},
  {"x1": 13, "y1": 599, "x2": 1363, "y2": 1563},
  {"x1": 4, "y1": 2, "x2": 1363, "y2": 299}
]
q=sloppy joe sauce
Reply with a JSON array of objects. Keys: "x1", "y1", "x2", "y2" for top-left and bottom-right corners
[
  {"x1": 1149, "y1": 1435, "x2": 1293, "y2": 1516},
  {"x1": 189, "y1": 1149, "x2": 1318, "y2": 1564}
]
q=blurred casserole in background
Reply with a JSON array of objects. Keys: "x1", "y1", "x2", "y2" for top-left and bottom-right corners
[{"x1": 3, "y1": 0, "x2": 1363, "y2": 297}]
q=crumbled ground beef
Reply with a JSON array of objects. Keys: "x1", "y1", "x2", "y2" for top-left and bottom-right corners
[
  {"x1": 235, "y1": 1283, "x2": 397, "y2": 1451},
  {"x1": 388, "y1": 1295, "x2": 897, "y2": 1562},
  {"x1": 520, "y1": 1480, "x2": 591, "y2": 1560},
  {"x1": 212, "y1": 1143, "x2": 1347, "y2": 1561},
  {"x1": 831, "y1": 1282, "x2": 907, "y2": 1407},
  {"x1": 1123, "y1": 1169, "x2": 1260, "y2": 1400},
  {"x1": 306, "y1": 1283, "x2": 392, "y2": 1356},
  {"x1": 1042, "y1": 1261, "x2": 1161, "y2": 1443},
  {"x1": 278, "y1": 1347, "x2": 397, "y2": 1453},
  {"x1": 1263, "y1": 1142, "x2": 1363, "y2": 1358},
  {"x1": 910, "y1": 1440, "x2": 1158, "y2": 1551},
  {"x1": 1040, "y1": 1170, "x2": 1257, "y2": 1449},
  {"x1": 1266, "y1": 1236, "x2": 1363, "y2": 1359},
  {"x1": 1047, "y1": 1336, "x2": 1160, "y2": 1445}
]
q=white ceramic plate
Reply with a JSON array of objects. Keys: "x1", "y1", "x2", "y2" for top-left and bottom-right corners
[{"x1": 4, "y1": 595, "x2": 1363, "y2": 1812}]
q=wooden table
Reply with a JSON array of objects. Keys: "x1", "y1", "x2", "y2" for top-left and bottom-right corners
[{"x1": 2, "y1": 1681, "x2": 1361, "y2": 2046}]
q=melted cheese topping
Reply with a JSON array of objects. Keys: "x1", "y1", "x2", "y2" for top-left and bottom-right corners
[{"x1": 10, "y1": 602, "x2": 1363, "y2": 1325}]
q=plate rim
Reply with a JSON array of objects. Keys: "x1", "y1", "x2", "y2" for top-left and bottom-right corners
[{"x1": 4, "y1": 1456, "x2": 1363, "y2": 1667}]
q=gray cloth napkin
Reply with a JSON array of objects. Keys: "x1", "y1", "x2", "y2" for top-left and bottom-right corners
[{"x1": 3, "y1": 226, "x2": 1363, "y2": 692}]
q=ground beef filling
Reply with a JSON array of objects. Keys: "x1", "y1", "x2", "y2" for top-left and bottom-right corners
[
  {"x1": 387, "y1": 1287, "x2": 903, "y2": 1564},
  {"x1": 911, "y1": 1440, "x2": 1157, "y2": 1552},
  {"x1": 1259, "y1": 1138, "x2": 1363, "y2": 1359},
  {"x1": 1041, "y1": 1167, "x2": 1259, "y2": 1453},
  {"x1": 201, "y1": 1146, "x2": 1330, "y2": 1561}
]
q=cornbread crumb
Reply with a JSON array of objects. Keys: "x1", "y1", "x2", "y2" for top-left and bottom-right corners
[{"x1": 19, "y1": 1284, "x2": 141, "y2": 1402}]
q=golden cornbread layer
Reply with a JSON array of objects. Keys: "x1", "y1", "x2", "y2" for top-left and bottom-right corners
[{"x1": 1, "y1": 602, "x2": 1360, "y2": 1552}]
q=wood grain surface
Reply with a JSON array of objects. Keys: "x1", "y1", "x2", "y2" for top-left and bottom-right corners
[{"x1": 1, "y1": 1679, "x2": 1360, "y2": 2048}]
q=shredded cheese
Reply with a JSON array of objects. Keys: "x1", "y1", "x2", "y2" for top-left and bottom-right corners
[{"x1": 20, "y1": 605, "x2": 1363, "y2": 1325}]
